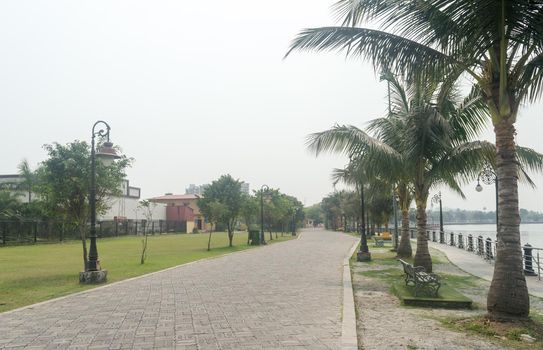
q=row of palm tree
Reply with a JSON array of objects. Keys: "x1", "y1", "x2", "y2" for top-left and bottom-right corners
[
  {"x1": 309, "y1": 73, "x2": 504, "y2": 268},
  {"x1": 288, "y1": 0, "x2": 543, "y2": 319},
  {"x1": 319, "y1": 186, "x2": 394, "y2": 233}
]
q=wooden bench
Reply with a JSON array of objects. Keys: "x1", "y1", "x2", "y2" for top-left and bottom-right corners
[
  {"x1": 373, "y1": 237, "x2": 384, "y2": 247},
  {"x1": 398, "y1": 259, "x2": 441, "y2": 297}
]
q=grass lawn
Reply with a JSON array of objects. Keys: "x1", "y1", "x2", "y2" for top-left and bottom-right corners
[{"x1": 0, "y1": 231, "x2": 294, "y2": 313}]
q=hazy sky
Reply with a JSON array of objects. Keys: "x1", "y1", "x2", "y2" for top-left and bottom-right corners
[{"x1": 1, "y1": 1, "x2": 543, "y2": 211}]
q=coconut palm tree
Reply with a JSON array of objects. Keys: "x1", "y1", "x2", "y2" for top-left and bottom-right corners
[
  {"x1": 309, "y1": 75, "x2": 496, "y2": 272},
  {"x1": 288, "y1": 0, "x2": 543, "y2": 318},
  {"x1": 17, "y1": 159, "x2": 34, "y2": 203}
]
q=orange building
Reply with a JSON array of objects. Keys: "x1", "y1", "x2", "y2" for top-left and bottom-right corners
[{"x1": 149, "y1": 194, "x2": 209, "y2": 232}]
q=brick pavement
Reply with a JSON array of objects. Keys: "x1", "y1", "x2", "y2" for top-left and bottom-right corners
[{"x1": 0, "y1": 229, "x2": 357, "y2": 349}]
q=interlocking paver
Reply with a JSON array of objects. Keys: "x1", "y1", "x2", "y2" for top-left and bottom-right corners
[{"x1": 1, "y1": 229, "x2": 356, "y2": 349}]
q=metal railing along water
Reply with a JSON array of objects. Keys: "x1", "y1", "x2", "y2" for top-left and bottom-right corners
[{"x1": 409, "y1": 227, "x2": 542, "y2": 280}]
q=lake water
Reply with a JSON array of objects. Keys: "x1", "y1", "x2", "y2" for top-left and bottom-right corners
[{"x1": 444, "y1": 223, "x2": 543, "y2": 248}]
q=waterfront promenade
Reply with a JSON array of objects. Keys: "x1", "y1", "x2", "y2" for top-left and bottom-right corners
[
  {"x1": 428, "y1": 241, "x2": 543, "y2": 298},
  {"x1": 0, "y1": 230, "x2": 358, "y2": 349}
]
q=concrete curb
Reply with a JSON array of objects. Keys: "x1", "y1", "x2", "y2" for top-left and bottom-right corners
[
  {"x1": 1, "y1": 232, "x2": 302, "y2": 316},
  {"x1": 341, "y1": 240, "x2": 360, "y2": 350}
]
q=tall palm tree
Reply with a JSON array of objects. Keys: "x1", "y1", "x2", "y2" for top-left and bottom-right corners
[
  {"x1": 17, "y1": 159, "x2": 34, "y2": 203},
  {"x1": 309, "y1": 75, "x2": 494, "y2": 272},
  {"x1": 288, "y1": 0, "x2": 543, "y2": 318}
]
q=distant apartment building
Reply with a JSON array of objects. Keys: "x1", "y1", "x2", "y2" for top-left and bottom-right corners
[
  {"x1": 186, "y1": 182, "x2": 250, "y2": 195},
  {"x1": 185, "y1": 184, "x2": 208, "y2": 195},
  {"x1": 241, "y1": 182, "x2": 250, "y2": 194}
]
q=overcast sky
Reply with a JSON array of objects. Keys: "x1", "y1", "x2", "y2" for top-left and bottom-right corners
[{"x1": 1, "y1": 0, "x2": 543, "y2": 211}]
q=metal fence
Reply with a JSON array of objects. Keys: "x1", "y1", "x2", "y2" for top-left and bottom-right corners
[
  {"x1": 409, "y1": 228, "x2": 543, "y2": 280},
  {"x1": 0, "y1": 219, "x2": 187, "y2": 246}
]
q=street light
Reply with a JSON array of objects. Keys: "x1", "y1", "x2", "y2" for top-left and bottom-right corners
[
  {"x1": 80, "y1": 120, "x2": 120, "y2": 284},
  {"x1": 260, "y1": 184, "x2": 269, "y2": 245},
  {"x1": 356, "y1": 179, "x2": 371, "y2": 261},
  {"x1": 431, "y1": 192, "x2": 444, "y2": 233},
  {"x1": 291, "y1": 208, "x2": 297, "y2": 236},
  {"x1": 475, "y1": 164, "x2": 498, "y2": 230},
  {"x1": 392, "y1": 192, "x2": 399, "y2": 251}
]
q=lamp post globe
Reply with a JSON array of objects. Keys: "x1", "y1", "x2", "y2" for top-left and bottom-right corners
[{"x1": 475, "y1": 164, "x2": 498, "y2": 230}]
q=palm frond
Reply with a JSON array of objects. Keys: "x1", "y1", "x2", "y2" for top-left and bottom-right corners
[
  {"x1": 286, "y1": 27, "x2": 457, "y2": 79},
  {"x1": 447, "y1": 86, "x2": 490, "y2": 142},
  {"x1": 306, "y1": 124, "x2": 398, "y2": 159},
  {"x1": 517, "y1": 146, "x2": 543, "y2": 188},
  {"x1": 517, "y1": 52, "x2": 543, "y2": 103}
]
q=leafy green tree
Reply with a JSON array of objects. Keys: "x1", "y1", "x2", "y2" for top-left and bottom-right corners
[
  {"x1": 240, "y1": 194, "x2": 258, "y2": 228},
  {"x1": 138, "y1": 199, "x2": 157, "y2": 264},
  {"x1": 304, "y1": 204, "x2": 323, "y2": 227},
  {"x1": 240, "y1": 193, "x2": 259, "y2": 243},
  {"x1": 321, "y1": 192, "x2": 342, "y2": 230},
  {"x1": 198, "y1": 175, "x2": 243, "y2": 247},
  {"x1": 37, "y1": 141, "x2": 131, "y2": 269},
  {"x1": 279, "y1": 194, "x2": 304, "y2": 236},
  {"x1": 0, "y1": 190, "x2": 21, "y2": 219},
  {"x1": 288, "y1": 0, "x2": 543, "y2": 318},
  {"x1": 204, "y1": 201, "x2": 228, "y2": 251}
]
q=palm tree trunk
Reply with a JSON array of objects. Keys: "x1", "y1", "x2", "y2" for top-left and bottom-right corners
[
  {"x1": 487, "y1": 120, "x2": 530, "y2": 318},
  {"x1": 397, "y1": 208, "x2": 412, "y2": 258},
  {"x1": 413, "y1": 196, "x2": 432, "y2": 272}
]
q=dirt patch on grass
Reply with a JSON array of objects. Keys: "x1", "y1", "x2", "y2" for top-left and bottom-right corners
[{"x1": 448, "y1": 316, "x2": 543, "y2": 348}]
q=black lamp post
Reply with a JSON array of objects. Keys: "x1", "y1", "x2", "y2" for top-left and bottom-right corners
[
  {"x1": 476, "y1": 164, "x2": 498, "y2": 230},
  {"x1": 431, "y1": 192, "x2": 444, "y2": 233},
  {"x1": 260, "y1": 184, "x2": 269, "y2": 245},
  {"x1": 80, "y1": 120, "x2": 120, "y2": 283},
  {"x1": 392, "y1": 192, "x2": 399, "y2": 251},
  {"x1": 356, "y1": 180, "x2": 371, "y2": 261},
  {"x1": 291, "y1": 208, "x2": 297, "y2": 236}
]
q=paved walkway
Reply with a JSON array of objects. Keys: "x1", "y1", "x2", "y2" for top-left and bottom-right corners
[
  {"x1": 428, "y1": 241, "x2": 543, "y2": 298},
  {"x1": 0, "y1": 229, "x2": 358, "y2": 350}
]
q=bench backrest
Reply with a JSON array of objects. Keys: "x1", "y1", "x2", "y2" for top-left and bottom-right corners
[{"x1": 399, "y1": 259, "x2": 414, "y2": 276}]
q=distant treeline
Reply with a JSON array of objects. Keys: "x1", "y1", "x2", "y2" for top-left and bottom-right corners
[{"x1": 423, "y1": 208, "x2": 543, "y2": 224}]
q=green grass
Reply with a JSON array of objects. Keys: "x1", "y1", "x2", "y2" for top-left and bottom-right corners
[
  {"x1": 392, "y1": 282, "x2": 473, "y2": 308},
  {"x1": 353, "y1": 247, "x2": 474, "y2": 309},
  {"x1": 0, "y1": 231, "x2": 294, "y2": 312}
]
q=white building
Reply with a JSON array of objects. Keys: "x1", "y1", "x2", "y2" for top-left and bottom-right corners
[
  {"x1": 102, "y1": 180, "x2": 165, "y2": 221},
  {"x1": 0, "y1": 174, "x2": 164, "y2": 221}
]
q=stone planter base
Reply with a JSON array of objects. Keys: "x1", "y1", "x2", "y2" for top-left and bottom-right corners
[
  {"x1": 79, "y1": 270, "x2": 108, "y2": 284},
  {"x1": 357, "y1": 251, "x2": 372, "y2": 262}
]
